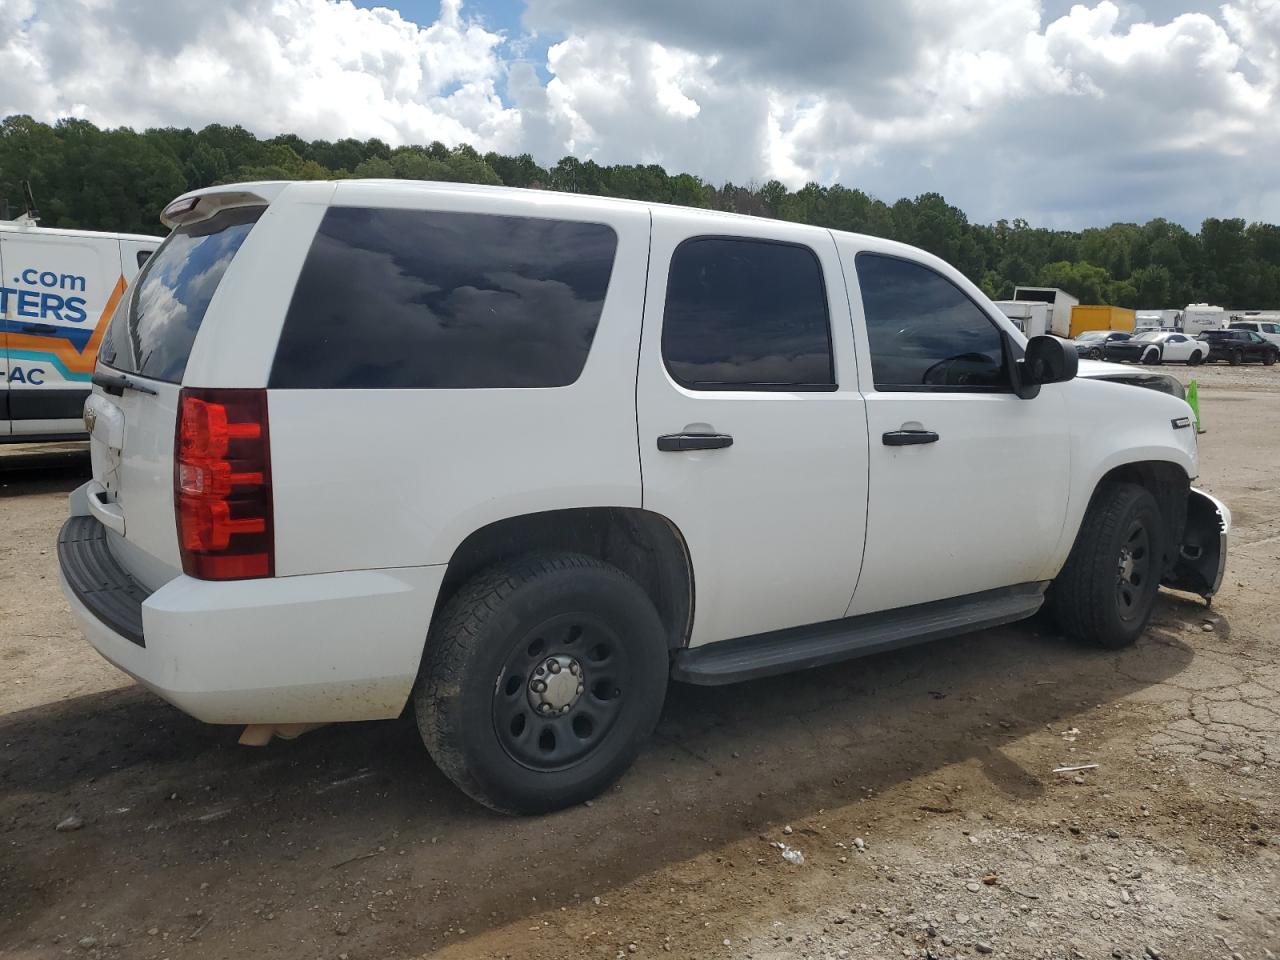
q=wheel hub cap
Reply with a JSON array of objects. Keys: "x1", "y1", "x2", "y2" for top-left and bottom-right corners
[
  {"x1": 528, "y1": 655, "x2": 584, "y2": 715},
  {"x1": 1118, "y1": 548, "x2": 1136, "y2": 583}
]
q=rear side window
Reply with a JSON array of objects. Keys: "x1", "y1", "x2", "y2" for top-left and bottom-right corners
[
  {"x1": 99, "y1": 206, "x2": 263, "y2": 383},
  {"x1": 856, "y1": 253, "x2": 1008, "y2": 391},
  {"x1": 269, "y1": 208, "x2": 618, "y2": 389},
  {"x1": 661, "y1": 237, "x2": 834, "y2": 391}
]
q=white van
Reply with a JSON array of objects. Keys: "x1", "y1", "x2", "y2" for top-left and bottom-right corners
[{"x1": 1, "y1": 217, "x2": 158, "y2": 442}]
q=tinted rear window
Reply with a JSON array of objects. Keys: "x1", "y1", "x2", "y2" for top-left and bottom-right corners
[
  {"x1": 99, "y1": 206, "x2": 263, "y2": 383},
  {"x1": 661, "y1": 237, "x2": 834, "y2": 390},
  {"x1": 269, "y1": 208, "x2": 618, "y2": 389}
]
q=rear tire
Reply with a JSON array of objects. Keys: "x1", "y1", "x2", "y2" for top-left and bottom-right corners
[
  {"x1": 1049, "y1": 482, "x2": 1167, "y2": 649},
  {"x1": 1187, "y1": 351, "x2": 1204, "y2": 366},
  {"x1": 414, "y1": 553, "x2": 669, "y2": 814}
]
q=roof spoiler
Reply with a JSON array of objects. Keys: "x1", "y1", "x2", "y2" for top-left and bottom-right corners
[{"x1": 160, "y1": 182, "x2": 290, "y2": 228}]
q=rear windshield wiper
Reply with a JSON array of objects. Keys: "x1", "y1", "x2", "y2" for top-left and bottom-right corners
[{"x1": 92, "y1": 370, "x2": 158, "y2": 397}]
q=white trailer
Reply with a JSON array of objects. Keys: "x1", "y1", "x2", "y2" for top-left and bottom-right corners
[
  {"x1": 1012, "y1": 286, "x2": 1080, "y2": 338},
  {"x1": 995, "y1": 300, "x2": 1051, "y2": 337},
  {"x1": 1136, "y1": 309, "x2": 1181, "y2": 332},
  {"x1": 1230, "y1": 310, "x2": 1280, "y2": 324},
  {"x1": 1182, "y1": 303, "x2": 1226, "y2": 336}
]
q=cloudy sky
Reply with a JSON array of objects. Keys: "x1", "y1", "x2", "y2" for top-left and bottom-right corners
[{"x1": 1, "y1": 0, "x2": 1277, "y2": 228}]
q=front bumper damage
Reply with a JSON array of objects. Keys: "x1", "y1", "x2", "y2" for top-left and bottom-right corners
[{"x1": 1164, "y1": 487, "x2": 1231, "y2": 601}]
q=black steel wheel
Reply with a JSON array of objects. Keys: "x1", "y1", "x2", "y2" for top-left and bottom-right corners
[
  {"x1": 1049, "y1": 481, "x2": 1166, "y2": 649},
  {"x1": 492, "y1": 613, "x2": 630, "y2": 771},
  {"x1": 415, "y1": 553, "x2": 669, "y2": 814},
  {"x1": 1115, "y1": 520, "x2": 1153, "y2": 626}
]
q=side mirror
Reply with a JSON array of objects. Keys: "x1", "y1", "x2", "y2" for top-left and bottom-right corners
[{"x1": 1013, "y1": 335, "x2": 1077, "y2": 399}]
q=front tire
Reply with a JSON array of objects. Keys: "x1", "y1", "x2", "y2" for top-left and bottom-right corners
[
  {"x1": 415, "y1": 553, "x2": 669, "y2": 814},
  {"x1": 1049, "y1": 482, "x2": 1167, "y2": 649},
  {"x1": 1088, "y1": 347, "x2": 1103, "y2": 360},
  {"x1": 1265, "y1": 351, "x2": 1277, "y2": 366},
  {"x1": 1142, "y1": 347, "x2": 1162, "y2": 366},
  {"x1": 1230, "y1": 349, "x2": 1244, "y2": 365}
]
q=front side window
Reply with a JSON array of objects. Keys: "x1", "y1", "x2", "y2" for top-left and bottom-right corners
[
  {"x1": 661, "y1": 237, "x2": 835, "y2": 391},
  {"x1": 855, "y1": 253, "x2": 1008, "y2": 391},
  {"x1": 100, "y1": 206, "x2": 263, "y2": 383},
  {"x1": 270, "y1": 208, "x2": 618, "y2": 389}
]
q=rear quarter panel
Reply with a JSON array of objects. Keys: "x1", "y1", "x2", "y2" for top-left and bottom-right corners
[{"x1": 259, "y1": 186, "x2": 652, "y2": 576}]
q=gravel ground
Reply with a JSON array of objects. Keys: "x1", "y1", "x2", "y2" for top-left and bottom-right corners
[{"x1": 1, "y1": 362, "x2": 1277, "y2": 960}]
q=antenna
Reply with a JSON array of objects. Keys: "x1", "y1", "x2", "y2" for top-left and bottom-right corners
[{"x1": 21, "y1": 180, "x2": 39, "y2": 222}]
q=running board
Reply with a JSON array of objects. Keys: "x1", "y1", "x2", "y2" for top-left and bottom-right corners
[{"x1": 671, "y1": 582, "x2": 1048, "y2": 686}]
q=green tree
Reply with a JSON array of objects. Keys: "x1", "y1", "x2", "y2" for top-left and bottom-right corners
[
  {"x1": 1038, "y1": 261, "x2": 1114, "y2": 304},
  {"x1": 4, "y1": 112, "x2": 1280, "y2": 307},
  {"x1": 1129, "y1": 265, "x2": 1173, "y2": 307}
]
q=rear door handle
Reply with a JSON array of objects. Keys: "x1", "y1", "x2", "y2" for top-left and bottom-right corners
[
  {"x1": 882, "y1": 429, "x2": 939, "y2": 446},
  {"x1": 657, "y1": 433, "x2": 734, "y2": 452}
]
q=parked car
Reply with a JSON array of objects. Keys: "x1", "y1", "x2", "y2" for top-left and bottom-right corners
[
  {"x1": 58, "y1": 181, "x2": 1230, "y2": 814},
  {"x1": 1073, "y1": 330, "x2": 1130, "y2": 359},
  {"x1": 1197, "y1": 329, "x2": 1280, "y2": 365},
  {"x1": 1104, "y1": 331, "x2": 1208, "y2": 366},
  {"x1": 1228, "y1": 320, "x2": 1280, "y2": 348}
]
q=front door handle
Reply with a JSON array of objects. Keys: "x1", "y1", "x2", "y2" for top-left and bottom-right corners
[
  {"x1": 657, "y1": 433, "x2": 734, "y2": 452},
  {"x1": 882, "y1": 429, "x2": 939, "y2": 446}
]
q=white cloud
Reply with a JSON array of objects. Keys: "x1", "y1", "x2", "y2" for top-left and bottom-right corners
[
  {"x1": 519, "y1": 0, "x2": 1280, "y2": 225},
  {"x1": 0, "y1": 0, "x2": 522, "y2": 151},
  {"x1": 1, "y1": 0, "x2": 1278, "y2": 226}
]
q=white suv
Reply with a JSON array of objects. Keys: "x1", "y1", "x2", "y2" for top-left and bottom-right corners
[
  {"x1": 1228, "y1": 319, "x2": 1280, "y2": 347},
  {"x1": 59, "y1": 181, "x2": 1229, "y2": 814}
]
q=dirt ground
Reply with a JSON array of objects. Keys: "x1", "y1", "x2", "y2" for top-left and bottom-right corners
[{"x1": 1, "y1": 364, "x2": 1277, "y2": 960}]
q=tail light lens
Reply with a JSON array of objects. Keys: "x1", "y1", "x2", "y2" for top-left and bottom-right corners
[{"x1": 175, "y1": 388, "x2": 273, "y2": 580}]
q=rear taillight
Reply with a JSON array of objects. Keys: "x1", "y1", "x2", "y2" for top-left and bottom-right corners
[{"x1": 175, "y1": 388, "x2": 273, "y2": 580}]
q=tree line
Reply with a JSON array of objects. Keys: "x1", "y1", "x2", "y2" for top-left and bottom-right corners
[{"x1": 2, "y1": 114, "x2": 1277, "y2": 309}]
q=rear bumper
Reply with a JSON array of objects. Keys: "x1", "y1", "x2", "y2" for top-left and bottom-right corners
[{"x1": 58, "y1": 511, "x2": 445, "y2": 724}]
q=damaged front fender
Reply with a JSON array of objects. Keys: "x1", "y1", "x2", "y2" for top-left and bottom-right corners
[{"x1": 1163, "y1": 488, "x2": 1231, "y2": 601}]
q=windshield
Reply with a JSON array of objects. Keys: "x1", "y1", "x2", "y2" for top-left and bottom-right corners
[
  {"x1": 1077, "y1": 332, "x2": 1106, "y2": 341},
  {"x1": 99, "y1": 205, "x2": 264, "y2": 383},
  {"x1": 1135, "y1": 332, "x2": 1160, "y2": 342}
]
